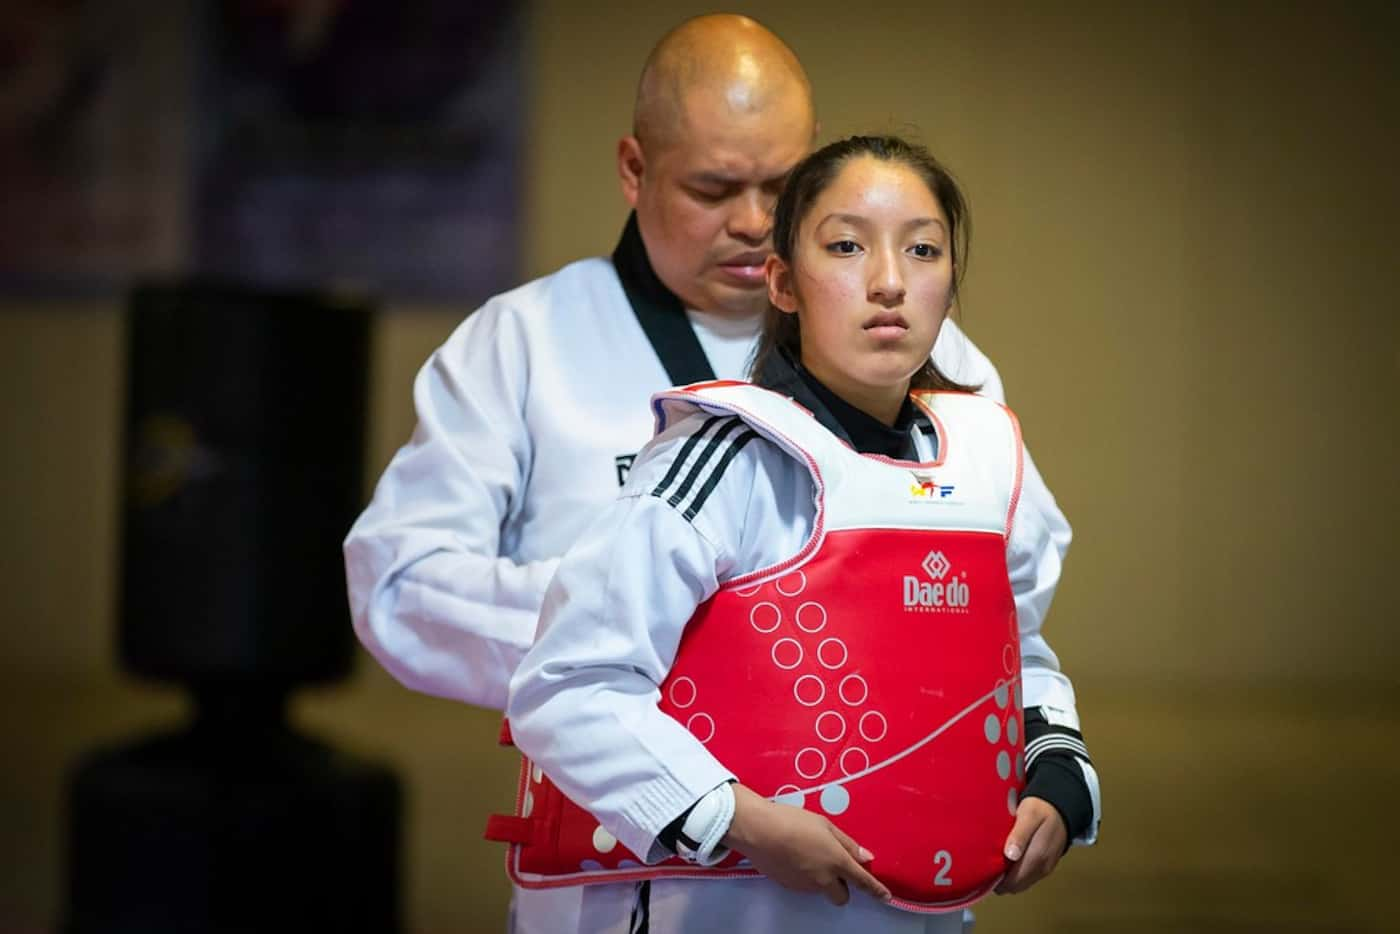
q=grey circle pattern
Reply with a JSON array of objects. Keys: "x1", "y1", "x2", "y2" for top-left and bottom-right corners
[{"x1": 820, "y1": 784, "x2": 851, "y2": 815}]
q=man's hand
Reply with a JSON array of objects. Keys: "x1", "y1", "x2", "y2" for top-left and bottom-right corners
[
  {"x1": 995, "y1": 796, "x2": 1068, "y2": 894},
  {"x1": 721, "y1": 784, "x2": 891, "y2": 906}
]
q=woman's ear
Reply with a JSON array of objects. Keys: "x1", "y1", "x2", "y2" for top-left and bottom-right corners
[{"x1": 766, "y1": 255, "x2": 799, "y2": 314}]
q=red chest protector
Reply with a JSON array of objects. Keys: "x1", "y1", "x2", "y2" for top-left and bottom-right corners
[{"x1": 487, "y1": 381, "x2": 1027, "y2": 913}]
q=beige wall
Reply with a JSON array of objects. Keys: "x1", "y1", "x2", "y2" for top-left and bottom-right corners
[{"x1": 2, "y1": 2, "x2": 1397, "y2": 931}]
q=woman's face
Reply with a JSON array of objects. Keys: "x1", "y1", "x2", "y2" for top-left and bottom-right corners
[{"x1": 768, "y1": 156, "x2": 953, "y2": 416}]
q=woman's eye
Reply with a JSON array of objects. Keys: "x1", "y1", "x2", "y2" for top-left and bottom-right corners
[
  {"x1": 827, "y1": 240, "x2": 860, "y2": 255},
  {"x1": 910, "y1": 243, "x2": 943, "y2": 259}
]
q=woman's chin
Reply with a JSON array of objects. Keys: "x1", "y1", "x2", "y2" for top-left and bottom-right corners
[{"x1": 856, "y1": 355, "x2": 927, "y2": 391}]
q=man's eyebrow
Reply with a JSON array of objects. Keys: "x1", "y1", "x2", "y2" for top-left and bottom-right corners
[
  {"x1": 687, "y1": 172, "x2": 742, "y2": 186},
  {"x1": 686, "y1": 171, "x2": 791, "y2": 187}
]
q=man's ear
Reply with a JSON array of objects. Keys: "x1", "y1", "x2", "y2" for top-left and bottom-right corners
[
  {"x1": 618, "y1": 136, "x2": 645, "y2": 208},
  {"x1": 766, "y1": 255, "x2": 799, "y2": 313}
]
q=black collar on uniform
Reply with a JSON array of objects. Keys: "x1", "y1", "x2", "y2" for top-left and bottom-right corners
[
  {"x1": 756, "y1": 347, "x2": 929, "y2": 460},
  {"x1": 611, "y1": 213, "x2": 716, "y2": 386}
]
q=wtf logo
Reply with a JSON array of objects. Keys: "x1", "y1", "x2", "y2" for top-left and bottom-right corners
[{"x1": 909, "y1": 470, "x2": 955, "y2": 499}]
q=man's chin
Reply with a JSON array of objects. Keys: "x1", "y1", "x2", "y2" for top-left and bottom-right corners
[{"x1": 697, "y1": 282, "x2": 770, "y2": 319}]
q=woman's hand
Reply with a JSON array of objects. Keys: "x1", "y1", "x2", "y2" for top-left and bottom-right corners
[
  {"x1": 995, "y1": 796, "x2": 1068, "y2": 894},
  {"x1": 721, "y1": 784, "x2": 891, "y2": 906}
]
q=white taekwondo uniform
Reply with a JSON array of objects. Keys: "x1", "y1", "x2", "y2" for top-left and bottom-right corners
[
  {"x1": 343, "y1": 217, "x2": 1084, "y2": 933},
  {"x1": 506, "y1": 366, "x2": 1099, "y2": 934}
]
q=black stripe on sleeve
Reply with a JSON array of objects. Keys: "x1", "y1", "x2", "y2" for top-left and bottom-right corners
[
  {"x1": 1023, "y1": 707, "x2": 1093, "y2": 769},
  {"x1": 665, "y1": 417, "x2": 745, "y2": 509},
  {"x1": 651, "y1": 414, "x2": 724, "y2": 498},
  {"x1": 682, "y1": 430, "x2": 759, "y2": 520}
]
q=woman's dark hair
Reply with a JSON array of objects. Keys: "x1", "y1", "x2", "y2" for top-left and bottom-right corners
[{"x1": 749, "y1": 135, "x2": 979, "y2": 393}]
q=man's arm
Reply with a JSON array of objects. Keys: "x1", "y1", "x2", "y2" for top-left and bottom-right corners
[
  {"x1": 1003, "y1": 467, "x2": 1102, "y2": 894},
  {"x1": 343, "y1": 302, "x2": 558, "y2": 712},
  {"x1": 935, "y1": 319, "x2": 1097, "y2": 854},
  {"x1": 932, "y1": 319, "x2": 1073, "y2": 568}
]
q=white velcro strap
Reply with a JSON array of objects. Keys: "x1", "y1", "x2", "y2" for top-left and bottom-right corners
[{"x1": 675, "y1": 782, "x2": 735, "y2": 866}]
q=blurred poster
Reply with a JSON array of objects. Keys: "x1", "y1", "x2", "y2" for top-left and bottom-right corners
[
  {"x1": 0, "y1": 0, "x2": 193, "y2": 294},
  {"x1": 193, "y1": 0, "x2": 525, "y2": 301}
]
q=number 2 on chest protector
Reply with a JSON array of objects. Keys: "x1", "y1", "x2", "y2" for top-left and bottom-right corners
[{"x1": 933, "y1": 850, "x2": 954, "y2": 887}]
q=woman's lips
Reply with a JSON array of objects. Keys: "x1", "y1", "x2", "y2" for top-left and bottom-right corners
[{"x1": 863, "y1": 312, "x2": 909, "y2": 339}]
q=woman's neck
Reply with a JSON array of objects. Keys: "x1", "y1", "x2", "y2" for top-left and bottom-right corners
[{"x1": 800, "y1": 359, "x2": 909, "y2": 427}]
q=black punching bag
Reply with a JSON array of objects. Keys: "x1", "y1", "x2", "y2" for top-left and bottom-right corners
[
  {"x1": 119, "y1": 282, "x2": 368, "y2": 684},
  {"x1": 64, "y1": 283, "x2": 401, "y2": 933}
]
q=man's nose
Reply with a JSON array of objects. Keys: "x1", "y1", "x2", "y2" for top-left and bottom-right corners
[
  {"x1": 868, "y1": 247, "x2": 906, "y2": 306},
  {"x1": 727, "y1": 190, "x2": 772, "y2": 245}
]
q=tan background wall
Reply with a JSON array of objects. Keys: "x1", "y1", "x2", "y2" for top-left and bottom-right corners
[{"x1": 2, "y1": 1, "x2": 1396, "y2": 931}]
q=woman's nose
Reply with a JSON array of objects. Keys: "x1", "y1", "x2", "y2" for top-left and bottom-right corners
[{"x1": 867, "y1": 249, "x2": 905, "y2": 306}]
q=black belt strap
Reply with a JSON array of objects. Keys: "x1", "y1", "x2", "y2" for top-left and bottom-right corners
[{"x1": 629, "y1": 879, "x2": 651, "y2": 934}]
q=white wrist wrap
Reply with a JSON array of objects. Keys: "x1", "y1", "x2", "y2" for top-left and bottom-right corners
[{"x1": 675, "y1": 782, "x2": 735, "y2": 866}]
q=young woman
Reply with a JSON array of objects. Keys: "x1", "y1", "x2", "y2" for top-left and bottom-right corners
[{"x1": 505, "y1": 136, "x2": 1100, "y2": 933}]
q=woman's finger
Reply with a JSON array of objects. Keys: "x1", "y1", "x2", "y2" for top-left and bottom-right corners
[
  {"x1": 827, "y1": 822, "x2": 875, "y2": 863},
  {"x1": 822, "y1": 877, "x2": 851, "y2": 906},
  {"x1": 840, "y1": 852, "x2": 892, "y2": 903},
  {"x1": 1001, "y1": 803, "x2": 1044, "y2": 864}
]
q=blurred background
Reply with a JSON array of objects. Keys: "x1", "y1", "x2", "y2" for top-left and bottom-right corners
[{"x1": 2, "y1": 1, "x2": 1397, "y2": 932}]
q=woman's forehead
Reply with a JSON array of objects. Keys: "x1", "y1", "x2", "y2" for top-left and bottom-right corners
[{"x1": 808, "y1": 158, "x2": 946, "y2": 226}]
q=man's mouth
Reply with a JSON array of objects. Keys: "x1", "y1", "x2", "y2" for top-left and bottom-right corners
[{"x1": 717, "y1": 251, "x2": 769, "y2": 285}]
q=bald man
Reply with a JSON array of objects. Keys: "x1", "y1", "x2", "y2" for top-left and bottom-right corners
[{"x1": 345, "y1": 13, "x2": 1096, "y2": 934}]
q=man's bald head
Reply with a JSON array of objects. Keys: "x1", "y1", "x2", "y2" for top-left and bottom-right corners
[
  {"x1": 633, "y1": 13, "x2": 814, "y2": 149},
  {"x1": 617, "y1": 15, "x2": 816, "y2": 318}
]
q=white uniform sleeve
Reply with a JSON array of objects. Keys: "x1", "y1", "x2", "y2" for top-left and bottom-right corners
[
  {"x1": 506, "y1": 413, "x2": 812, "y2": 863},
  {"x1": 942, "y1": 322, "x2": 1099, "y2": 845},
  {"x1": 934, "y1": 319, "x2": 1073, "y2": 568},
  {"x1": 343, "y1": 303, "x2": 558, "y2": 711},
  {"x1": 1005, "y1": 454, "x2": 1101, "y2": 844},
  {"x1": 1006, "y1": 476, "x2": 1077, "y2": 717}
]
